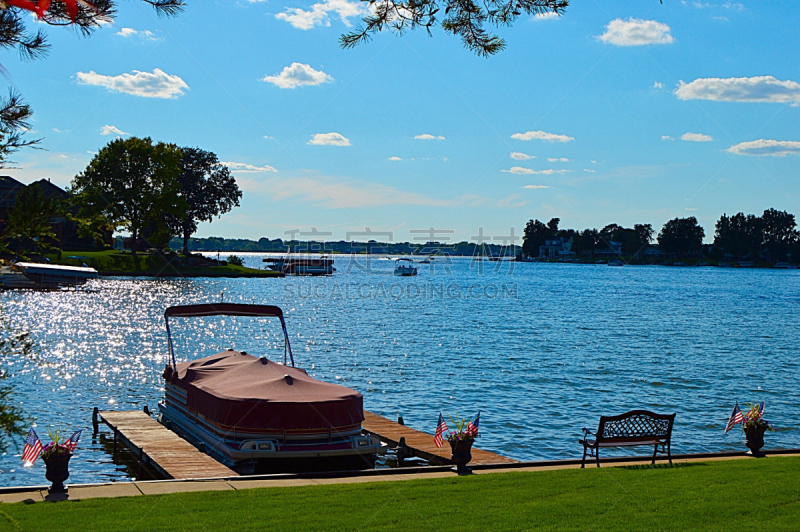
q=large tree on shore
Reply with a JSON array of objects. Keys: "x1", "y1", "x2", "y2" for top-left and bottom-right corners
[
  {"x1": 165, "y1": 148, "x2": 242, "y2": 256},
  {"x1": 658, "y1": 217, "x2": 705, "y2": 257},
  {"x1": 71, "y1": 137, "x2": 184, "y2": 254}
]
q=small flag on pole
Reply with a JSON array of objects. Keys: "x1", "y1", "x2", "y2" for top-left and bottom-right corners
[
  {"x1": 758, "y1": 402, "x2": 765, "y2": 415},
  {"x1": 22, "y1": 428, "x2": 43, "y2": 465},
  {"x1": 467, "y1": 412, "x2": 480, "y2": 437},
  {"x1": 724, "y1": 402, "x2": 744, "y2": 433},
  {"x1": 64, "y1": 429, "x2": 82, "y2": 452},
  {"x1": 434, "y1": 413, "x2": 448, "y2": 448}
]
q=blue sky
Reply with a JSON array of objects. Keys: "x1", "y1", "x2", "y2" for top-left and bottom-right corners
[{"x1": 4, "y1": 0, "x2": 799, "y2": 243}]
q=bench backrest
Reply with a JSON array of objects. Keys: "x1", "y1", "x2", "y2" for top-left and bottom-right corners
[{"x1": 597, "y1": 410, "x2": 676, "y2": 442}]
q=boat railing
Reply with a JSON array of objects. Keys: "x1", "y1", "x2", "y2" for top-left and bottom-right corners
[{"x1": 164, "y1": 303, "x2": 295, "y2": 369}]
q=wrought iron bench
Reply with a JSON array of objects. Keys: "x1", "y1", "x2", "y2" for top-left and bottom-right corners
[{"x1": 579, "y1": 410, "x2": 676, "y2": 468}]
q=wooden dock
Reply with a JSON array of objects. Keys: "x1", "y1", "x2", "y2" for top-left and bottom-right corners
[
  {"x1": 95, "y1": 409, "x2": 515, "y2": 480},
  {"x1": 96, "y1": 410, "x2": 238, "y2": 480},
  {"x1": 362, "y1": 411, "x2": 518, "y2": 466}
]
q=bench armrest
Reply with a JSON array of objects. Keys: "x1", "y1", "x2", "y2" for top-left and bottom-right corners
[{"x1": 582, "y1": 427, "x2": 595, "y2": 437}]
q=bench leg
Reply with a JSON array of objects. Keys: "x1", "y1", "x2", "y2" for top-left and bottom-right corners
[
  {"x1": 581, "y1": 445, "x2": 587, "y2": 469},
  {"x1": 596, "y1": 448, "x2": 600, "y2": 468},
  {"x1": 652, "y1": 444, "x2": 658, "y2": 465},
  {"x1": 668, "y1": 441, "x2": 672, "y2": 465}
]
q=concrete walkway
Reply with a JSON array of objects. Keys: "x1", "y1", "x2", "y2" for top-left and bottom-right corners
[{"x1": 2, "y1": 451, "x2": 797, "y2": 504}]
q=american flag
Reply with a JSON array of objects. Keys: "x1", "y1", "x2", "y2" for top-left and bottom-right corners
[
  {"x1": 64, "y1": 429, "x2": 82, "y2": 452},
  {"x1": 758, "y1": 402, "x2": 765, "y2": 415},
  {"x1": 466, "y1": 412, "x2": 480, "y2": 437},
  {"x1": 22, "y1": 428, "x2": 43, "y2": 464},
  {"x1": 434, "y1": 413, "x2": 448, "y2": 448},
  {"x1": 724, "y1": 402, "x2": 744, "y2": 433}
]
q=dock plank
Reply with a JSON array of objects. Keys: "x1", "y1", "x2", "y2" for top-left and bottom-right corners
[
  {"x1": 99, "y1": 410, "x2": 238, "y2": 479},
  {"x1": 362, "y1": 411, "x2": 518, "y2": 466}
]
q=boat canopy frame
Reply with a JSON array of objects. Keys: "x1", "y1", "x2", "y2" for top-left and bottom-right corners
[{"x1": 164, "y1": 303, "x2": 295, "y2": 370}]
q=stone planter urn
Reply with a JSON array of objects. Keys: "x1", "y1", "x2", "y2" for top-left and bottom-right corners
[
  {"x1": 44, "y1": 453, "x2": 72, "y2": 493},
  {"x1": 449, "y1": 438, "x2": 474, "y2": 475},
  {"x1": 745, "y1": 424, "x2": 767, "y2": 457}
]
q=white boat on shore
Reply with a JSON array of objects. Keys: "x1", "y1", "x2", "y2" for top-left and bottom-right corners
[{"x1": 15, "y1": 262, "x2": 98, "y2": 285}]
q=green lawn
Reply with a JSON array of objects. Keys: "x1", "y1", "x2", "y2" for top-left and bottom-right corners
[
  {"x1": 2, "y1": 457, "x2": 799, "y2": 531},
  {"x1": 46, "y1": 250, "x2": 281, "y2": 277}
]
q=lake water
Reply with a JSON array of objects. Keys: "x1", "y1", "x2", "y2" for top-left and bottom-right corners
[{"x1": 1, "y1": 254, "x2": 798, "y2": 487}]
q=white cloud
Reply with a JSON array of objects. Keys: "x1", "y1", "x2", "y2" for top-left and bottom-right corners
[
  {"x1": 522, "y1": 185, "x2": 550, "y2": 189},
  {"x1": 548, "y1": 157, "x2": 569, "y2": 162},
  {"x1": 728, "y1": 139, "x2": 800, "y2": 157},
  {"x1": 116, "y1": 28, "x2": 159, "y2": 41},
  {"x1": 52, "y1": 128, "x2": 64, "y2": 133},
  {"x1": 511, "y1": 130, "x2": 574, "y2": 143},
  {"x1": 662, "y1": 135, "x2": 674, "y2": 141},
  {"x1": 388, "y1": 156, "x2": 402, "y2": 161},
  {"x1": 598, "y1": 18, "x2": 674, "y2": 46},
  {"x1": 682, "y1": 132, "x2": 713, "y2": 142},
  {"x1": 722, "y1": 2, "x2": 744, "y2": 10},
  {"x1": 510, "y1": 152, "x2": 535, "y2": 160},
  {"x1": 502, "y1": 167, "x2": 570, "y2": 175},
  {"x1": 260, "y1": 63, "x2": 333, "y2": 89},
  {"x1": 653, "y1": 81, "x2": 665, "y2": 89},
  {"x1": 275, "y1": 0, "x2": 366, "y2": 30},
  {"x1": 591, "y1": 160, "x2": 597, "y2": 164},
  {"x1": 263, "y1": 135, "x2": 275, "y2": 140},
  {"x1": 533, "y1": 12, "x2": 559, "y2": 21},
  {"x1": 100, "y1": 125, "x2": 127, "y2": 136},
  {"x1": 75, "y1": 68, "x2": 188, "y2": 99},
  {"x1": 308, "y1": 132, "x2": 351, "y2": 146},
  {"x1": 675, "y1": 76, "x2": 800, "y2": 104},
  {"x1": 414, "y1": 134, "x2": 445, "y2": 140},
  {"x1": 583, "y1": 169, "x2": 597, "y2": 173},
  {"x1": 222, "y1": 161, "x2": 278, "y2": 173}
]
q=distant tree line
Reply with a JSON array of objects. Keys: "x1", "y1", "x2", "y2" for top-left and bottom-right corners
[
  {"x1": 522, "y1": 209, "x2": 800, "y2": 262},
  {"x1": 169, "y1": 236, "x2": 520, "y2": 257}
]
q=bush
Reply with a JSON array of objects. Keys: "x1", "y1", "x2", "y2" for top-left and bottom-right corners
[{"x1": 227, "y1": 255, "x2": 243, "y2": 267}]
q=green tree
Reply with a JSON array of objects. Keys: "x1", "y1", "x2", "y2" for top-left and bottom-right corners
[
  {"x1": 713, "y1": 212, "x2": 762, "y2": 260},
  {"x1": 71, "y1": 137, "x2": 184, "y2": 255},
  {"x1": 0, "y1": 311, "x2": 32, "y2": 452},
  {"x1": 0, "y1": 184, "x2": 56, "y2": 255},
  {"x1": 760, "y1": 208, "x2": 797, "y2": 261},
  {"x1": 522, "y1": 219, "x2": 552, "y2": 257},
  {"x1": 658, "y1": 217, "x2": 705, "y2": 257},
  {"x1": 341, "y1": 0, "x2": 568, "y2": 57},
  {"x1": 165, "y1": 147, "x2": 242, "y2": 256}
]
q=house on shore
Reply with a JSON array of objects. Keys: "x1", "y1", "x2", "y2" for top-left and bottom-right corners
[{"x1": 539, "y1": 237, "x2": 575, "y2": 259}]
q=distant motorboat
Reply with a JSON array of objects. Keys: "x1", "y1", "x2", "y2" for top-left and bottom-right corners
[
  {"x1": 773, "y1": 262, "x2": 796, "y2": 269},
  {"x1": 394, "y1": 258, "x2": 418, "y2": 276},
  {"x1": 736, "y1": 261, "x2": 755, "y2": 268},
  {"x1": 419, "y1": 259, "x2": 431, "y2": 264},
  {"x1": 607, "y1": 259, "x2": 625, "y2": 267},
  {"x1": 15, "y1": 262, "x2": 98, "y2": 286}
]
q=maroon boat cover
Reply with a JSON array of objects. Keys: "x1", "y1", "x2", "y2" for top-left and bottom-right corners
[{"x1": 163, "y1": 351, "x2": 363, "y2": 430}]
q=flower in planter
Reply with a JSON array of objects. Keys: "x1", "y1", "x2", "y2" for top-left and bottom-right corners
[
  {"x1": 724, "y1": 401, "x2": 775, "y2": 434},
  {"x1": 21, "y1": 424, "x2": 82, "y2": 465},
  {"x1": 433, "y1": 412, "x2": 480, "y2": 447}
]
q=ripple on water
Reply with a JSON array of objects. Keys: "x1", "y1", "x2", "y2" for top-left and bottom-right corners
[{"x1": 1, "y1": 259, "x2": 799, "y2": 486}]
